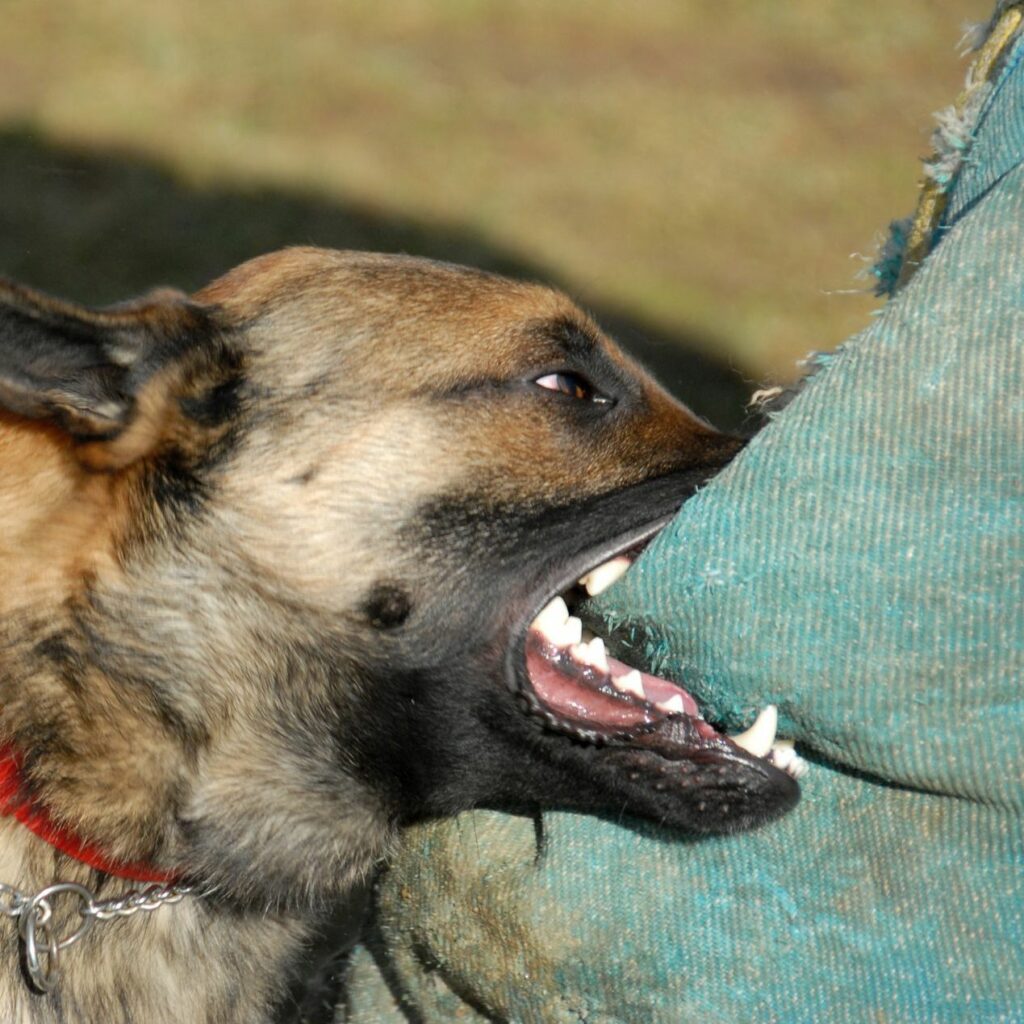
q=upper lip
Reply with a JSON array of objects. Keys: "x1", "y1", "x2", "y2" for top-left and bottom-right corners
[{"x1": 503, "y1": 513, "x2": 674, "y2": 696}]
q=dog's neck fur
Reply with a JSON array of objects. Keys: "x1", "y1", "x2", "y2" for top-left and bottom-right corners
[
  {"x1": 0, "y1": 817, "x2": 310, "y2": 1024},
  {"x1": 0, "y1": 560, "x2": 369, "y2": 1024},
  {"x1": 0, "y1": 423, "x2": 387, "y2": 1021}
]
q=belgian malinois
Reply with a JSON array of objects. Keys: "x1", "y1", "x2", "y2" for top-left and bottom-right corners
[{"x1": 0, "y1": 248, "x2": 800, "y2": 1022}]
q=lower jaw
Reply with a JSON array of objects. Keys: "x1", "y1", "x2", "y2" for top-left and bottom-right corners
[
  {"x1": 518, "y1": 608, "x2": 806, "y2": 782},
  {"x1": 497, "y1": 511, "x2": 806, "y2": 798}
]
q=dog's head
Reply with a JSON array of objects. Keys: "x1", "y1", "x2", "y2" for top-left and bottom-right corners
[{"x1": 0, "y1": 248, "x2": 797, "y2": 907}]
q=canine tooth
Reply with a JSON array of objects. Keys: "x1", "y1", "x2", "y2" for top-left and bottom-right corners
[
  {"x1": 656, "y1": 694, "x2": 685, "y2": 715},
  {"x1": 532, "y1": 596, "x2": 569, "y2": 637},
  {"x1": 729, "y1": 705, "x2": 778, "y2": 759},
  {"x1": 614, "y1": 669, "x2": 644, "y2": 699},
  {"x1": 587, "y1": 637, "x2": 609, "y2": 672},
  {"x1": 579, "y1": 556, "x2": 632, "y2": 597}
]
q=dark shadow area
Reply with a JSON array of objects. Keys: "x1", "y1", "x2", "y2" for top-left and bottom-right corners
[
  {"x1": 0, "y1": 127, "x2": 752, "y2": 429},
  {"x1": 275, "y1": 880, "x2": 374, "y2": 1024}
]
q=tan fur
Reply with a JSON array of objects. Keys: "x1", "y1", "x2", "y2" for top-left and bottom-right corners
[
  {"x1": 0, "y1": 248, "x2": 744, "y2": 1023},
  {"x1": 0, "y1": 414, "x2": 124, "y2": 613}
]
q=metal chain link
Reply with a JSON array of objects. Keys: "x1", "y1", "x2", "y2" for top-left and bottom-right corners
[{"x1": 0, "y1": 879, "x2": 192, "y2": 992}]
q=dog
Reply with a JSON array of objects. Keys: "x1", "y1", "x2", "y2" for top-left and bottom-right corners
[{"x1": 0, "y1": 248, "x2": 799, "y2": 1022}]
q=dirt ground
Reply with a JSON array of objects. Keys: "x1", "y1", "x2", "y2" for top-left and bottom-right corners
[{"x1": 0, "y1": 0, "x2": 981, "y2": 409}]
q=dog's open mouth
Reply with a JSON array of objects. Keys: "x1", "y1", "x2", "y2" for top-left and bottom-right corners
[{"x1": 516, "y1": 536, "x2": 807, "y2": 784}]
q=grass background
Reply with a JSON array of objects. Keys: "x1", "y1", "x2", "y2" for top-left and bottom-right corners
[{"x1": 0, "y1": 0, "x2": 983, "y2": 424}]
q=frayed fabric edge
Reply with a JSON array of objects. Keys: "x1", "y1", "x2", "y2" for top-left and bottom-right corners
[
  {"x1": 746, "y1": 349, "x2": 840, "y2": 420},
  {"x1": 871, "y1": 3, "x2": 1023, "y2": 297}
]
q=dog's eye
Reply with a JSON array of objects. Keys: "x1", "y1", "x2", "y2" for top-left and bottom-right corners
[{"x1": 534, "y1": 372, "x2": 609, "y2": 403}]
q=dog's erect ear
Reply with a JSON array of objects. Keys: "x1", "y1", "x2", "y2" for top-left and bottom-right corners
[{"x1": 0, "y1": 279, "x2": 216, "y2": 459}]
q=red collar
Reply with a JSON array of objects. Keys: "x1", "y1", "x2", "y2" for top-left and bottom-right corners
[{"x1": 0, "y1": 745, "x2": 180, "y2": 885}]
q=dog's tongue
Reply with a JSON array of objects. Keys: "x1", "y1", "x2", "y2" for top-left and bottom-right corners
[{"x1": 524, "y1": 629, "x2": 717, "y2": 740}]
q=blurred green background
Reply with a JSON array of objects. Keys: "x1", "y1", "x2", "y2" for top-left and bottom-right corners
[{"x1": 0, "y1": 0, "x2": 981, "y2": 424}]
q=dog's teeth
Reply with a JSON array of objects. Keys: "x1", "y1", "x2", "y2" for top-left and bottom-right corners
[
  {"x1": 656, "y1": 694, "x2": 685, "y2": 715},
  {"x1": 579, "y1": 556, "x2": 632, "y2": 597},
  {"x1": 532, "y1": 596, "x2": 570, "y2": 638},
  {"x1": 559, "y1": 616, "x2": 583, "y2": 646},
  {"x1": 613, "y1": 669, "x2": 645, "y2": 699},
  {"x1": 587, "y1": 636, "x2": 609, "y2": 672},
  {"x1": 770, "y1": 739, "x2": 795, "y2": 769},
  {"x1": 771, "y1": 739, "x2": 809, "y2": 779},
  {"x1": 532, "y1": 600, "x2": 580, "y2": 648},
  {"x1": 572, "y1": 638, "x2": 606, "y2": 671},
  {"x1": 729, "y1": 705, "x2": 778, "y2": 759}
]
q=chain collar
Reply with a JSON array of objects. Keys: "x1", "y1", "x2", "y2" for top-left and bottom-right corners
[
  {"x1": 0, "y1": 879, "x2": 193, "y2": 993},
  {"x1": 0, "y1": 742, "x2": 192, "y2": 993}
]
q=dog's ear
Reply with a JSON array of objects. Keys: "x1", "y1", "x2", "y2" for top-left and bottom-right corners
[{"x1": 0, "y1": 279, "x2": 218, "y2": 467}]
